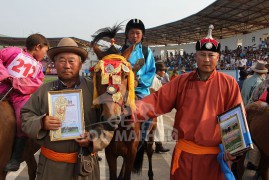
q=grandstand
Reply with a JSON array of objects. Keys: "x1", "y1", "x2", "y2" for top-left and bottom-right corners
[{"x1": 115, "y1": 0, "x2": 269, "y2": 46}]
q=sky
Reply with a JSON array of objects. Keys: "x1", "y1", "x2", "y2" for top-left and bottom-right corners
[{"x1": 1, "y1": 0, "x2": 216, "y2": 41}]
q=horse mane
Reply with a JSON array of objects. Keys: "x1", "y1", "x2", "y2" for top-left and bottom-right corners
[
  {"x1": 91, "y1": 24, "x2": 122, "y2": 45},
  {"x1": 91, "y1": 24, "x2": 123, "y2": 59}
]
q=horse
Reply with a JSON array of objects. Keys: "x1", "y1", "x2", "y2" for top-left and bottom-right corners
[
  {"x1": 235, "y1": 98, "x2": 269, "y2": 180},
  {"x1": 91, "y1": 24, "x2": 157, "y2": 180},
  {"x1": 0, "y1": 100, "x2": 40, "y2": 180},
  {"x1": 245, "y1": 100, "x2": 269, "y2": 179}
]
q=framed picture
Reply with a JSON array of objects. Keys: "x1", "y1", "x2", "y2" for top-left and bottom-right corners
[
  {"x1": 217, "y1": 103, "x2": 253, "y2": 156},
  {"x1": 48, "y1": 89, "x2": 85, "y2": 141}
]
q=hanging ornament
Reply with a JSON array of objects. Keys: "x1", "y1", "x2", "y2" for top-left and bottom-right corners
[
  {"x1": 112, "y1": 75, "x2": 121, "y2": 84},
  {"x1": 112, "y1": 65, "x2": 121, "y2": 74},
  {"x1": 107, "y1": 85, "x2": 117, "y2": 95},
  {"x1": 101, "y1": 73, "x2": 109, "y2": 85},
  {"x1": 105, "y1": 64, "x2": 114, "y2": 73},
  {"x1": 122, "y1": 64, "x2": 130, "y2": 73},
  {"x1": 112, "y1": 91, "x2": 122, "y2": 103}
]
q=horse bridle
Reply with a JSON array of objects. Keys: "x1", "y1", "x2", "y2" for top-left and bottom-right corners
[
  {"x1": 98, "y1": 88, "x2": 132, "y2": 122},
  {"x1": 93, "y1": 57, "x2": 135, "y2": 127}
]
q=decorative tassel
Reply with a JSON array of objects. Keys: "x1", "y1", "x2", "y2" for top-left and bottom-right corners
[
  {"x1": 92, "y1": 73, "x2": 99, "y2": 108},
  {"x1": 92, "y1": 60, "x2": 104, "y2": 107},
  {"x1": 127, "y1": 69, "x2": 136, "y2": 111}
]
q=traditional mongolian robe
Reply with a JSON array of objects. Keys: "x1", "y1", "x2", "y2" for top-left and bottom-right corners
[
  {"x1": 21, "y1": 78, "x2": 114, "y2": 180},
  {"x1": 128, "y1": 43, "x2": 155, "y2": 98},
  {"x1": 150, "y1": 74, "x2": 165, "y2": 142},
  {"x1": 248, "y1": 78, "x2": 269, "y2": 104},
  {"x1": 241, "y1": 73, "x2": 265, "y2": 105},
  {"x1": 136, "y1": 69, "x2": 243, "y2": 180}
]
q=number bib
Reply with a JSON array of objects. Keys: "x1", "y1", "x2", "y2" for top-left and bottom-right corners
[{"x1": 7, "y1": 52, "x2": 41, "y2": 78}]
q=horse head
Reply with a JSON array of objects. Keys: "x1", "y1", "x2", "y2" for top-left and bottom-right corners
[{"x1": 91, "y1": 24, "x2": 136, "y2": 128}]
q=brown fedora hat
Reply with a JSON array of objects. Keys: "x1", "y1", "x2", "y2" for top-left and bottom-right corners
[
  {"x1": 251, "y1": 60, "x2": 268, "y2": 73},
  {"x1": 47, "y1": 38, "x2": 88, "y2": 62}
]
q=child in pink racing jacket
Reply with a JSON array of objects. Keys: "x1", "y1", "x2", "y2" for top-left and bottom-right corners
[{"x1": 0, "y1": 33, "x2": 49, "y2": 172}]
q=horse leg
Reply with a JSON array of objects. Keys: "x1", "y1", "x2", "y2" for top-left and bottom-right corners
[
  {"x1": 234, "y1": 154, "x2": 246, "y2": 180},
  {"x1": 0, "y1": 101, "x2": 16, "y2": 180},
  {"x1": 145, "y1": 141, "x2": 154, "y2": 180},
  {"x1": 122, "y1": 148, "x2": 138, "y2": 180},
  {"x1": 145, "y1": 117, "x2": 157, "y2": 180},
  {"x1": 0, "y1": 172, "x2": 7, "y2": 180},
  {"x1": 25, "y1": 156, "x2": 37, "y2": 180},
  {"x1": 258, "y1": 151, "x2": 269, "y2": 180},
  {"x1": 146, "y1": 125, "x2": 156, "y2": 180},
  {"x1": 105, "y1": 148, "x2": 118, "y2": 180},
  {"x1": 22, "y1": 139, "x2": 40, "y2": 180}
]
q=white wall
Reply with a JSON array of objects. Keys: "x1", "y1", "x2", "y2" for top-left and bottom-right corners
[
  {"x1": 79, "y1": 48, "x2": 98, "y2": 76},
  {"x1": 150, "y1": 28, "x2": 269, "y2": 57},
  {"x1": 151, "y1": 43, "x2": 195, "y2": 59}
]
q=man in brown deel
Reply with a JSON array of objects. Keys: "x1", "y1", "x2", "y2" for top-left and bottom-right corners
[{"x1": 21, "y1": 38, "x2": 114, "y2": 180}]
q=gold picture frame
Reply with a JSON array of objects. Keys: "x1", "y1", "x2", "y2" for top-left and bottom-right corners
[{"x1": 48, "y1": 89, "x2": 85, "y2": 141}]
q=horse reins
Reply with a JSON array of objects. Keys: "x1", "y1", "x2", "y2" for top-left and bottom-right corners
[
  {"x1": 0, "y1": 87, "x2": 13, "y2": 103},
  {"x1": 98, "y1": 88, "x2": 132, "y2": 120}
]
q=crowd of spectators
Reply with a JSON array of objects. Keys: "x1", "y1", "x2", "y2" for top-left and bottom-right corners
[
  {"x1": 155, "y1": 51, "x2": 196, "y2": 71},
  {"x1": 154, "y1": 44, "x2": 269, "y2": 73}
]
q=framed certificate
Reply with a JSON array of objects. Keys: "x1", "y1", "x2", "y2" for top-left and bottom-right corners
[
  {"x1": 217, "y1": 103, "x2": 253, "y2": 156},
  {"x1": 48, "y1": 89, "x2": 85, "y2": 141}
]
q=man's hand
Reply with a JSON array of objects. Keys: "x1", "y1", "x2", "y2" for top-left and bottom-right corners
[
  {"x1": 134, "y1": 76, "x2": 140, "y2": 88},
  {"x1": 134, "y1": 79, "x2": 139, "y2": 88},
  {"x1": 42, "y1": 116, "x2": 62, "y2": 130},
  {"x1": 75, "y1": 133, "x2": 90, "y2": 147},
  {"x1": 132, "y1": 58, "x2": 145, "y2": 74},
  {"x1": 224, "y1": 151, "x2": 237, "y2": 161}
]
